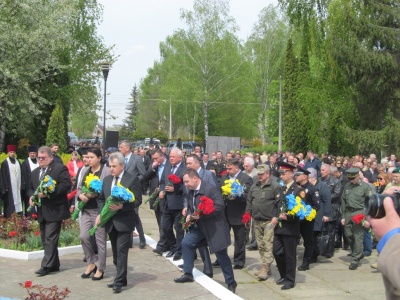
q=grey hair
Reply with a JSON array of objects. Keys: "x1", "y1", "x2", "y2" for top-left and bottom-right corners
[
  {"x1": 330, "y1": 166, "x2": 338, "y2": 173},
  {"x1": 244, "y1": 157, "x2": 255, "y2": 166},
  {"x1": 170, "y1": 147, "x2": 182, "y2": 157},
  {"x1": 38, "y1": 146, "x2": 52, "y2": 157},
  {"x1": 109, "y1": 152, "x2": 125, "y2": 165},
  {"x1": 119, "y1": 140, "x2": 132, "y2": 150}
]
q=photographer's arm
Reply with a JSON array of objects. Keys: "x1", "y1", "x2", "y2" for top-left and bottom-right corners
[{"x1": 368, "y1": 198, "x2": 400, "y2": 293}]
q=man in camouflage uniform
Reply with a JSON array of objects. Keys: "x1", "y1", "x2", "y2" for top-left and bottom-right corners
[
  {"x1": 245, "y1": 164, "x2": 281, "y2": 280},
  {"x1": 340, "y1": 168, "x2": 374, "y2": 270}
]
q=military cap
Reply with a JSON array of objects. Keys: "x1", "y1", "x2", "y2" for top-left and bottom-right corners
[
  {"x1": 277, "y1": 161, "x2": 296, "y2": 173},
  {"x1": 256, "y1": 164, "x2": 270, "y2": 175},
  {"x1": 346, "y1": 167, "x2": 360, "y2": 179},
  {"x1": 392, "y1": 167, "x2": 400, "y2": 174},
  {"x1": 294, "y1": 165, "x2": 310, "y2": 176}
]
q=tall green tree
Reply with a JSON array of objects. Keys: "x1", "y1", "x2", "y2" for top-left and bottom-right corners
[
  {"x1": 46, "y1": 103, "x2": 67, "y2": 152},
  {"x1": 0, "y1": 0, "x2": 112, "y2": 151},
  {"x1": 245, "y1": 5, "x2": 288, "y2": 145},
  {"x1": 156, "y1": 0, "x2": 256, "y2": 147},
  {"x1": 120, "y1": 85, "x2": 139, "y2": 139}
]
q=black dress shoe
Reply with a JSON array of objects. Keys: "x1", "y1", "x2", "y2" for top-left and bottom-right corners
[
  {"x1": 107, "y1": 283, "x2": 127, "y2": 288},
  {"x1": 325, "y1": 253, "x2": 333, "y2": 259},
  {"x1": 211, "y1": 261, "x2": 220, "y2": 267},
  {"x1": 166, "y1": 251, "x2": 175, "y2": 258},
  {"x1": 246, "y1": 244, "x2": 257, "y2": 251},
  {"x1": 233, "y1": 265, "x2": 243, "y2": 270},
  {"x1": 81, "y1": 265, "x2": 97, "y2": 278},
  {"x1": 178, "y1": 264, "x2": 184, "y2": 269},
  {"x1": 281, "y1": 283, "x2": 294, "y2": 290},
  {"x1": 173, "y1": 253, "x2": 182, "y2": 261},
  {"x1": 227, "y1": 281, "x2": 237, "y2": 294},
  {"x1": 204, "y1": 273, "x2": 213, "y2": 278},
  {"x1": 49, "y1": 266, "x2": 60, "y2": 272},
  {"x1": 174, "y1": 273, "x2": 194, "y2": 283},
  {"x1": 297, "y1": 264, "x2": 309, "y2": 271},
  {"x1": 153, "y1": 249, "x2": 163, "y2": 255},
  {"x1": 36, "y1": 267, "x2": 50, "y2": 276},
  {"x1": 349, "y1": 263, "x2": 358, "y2": 270},
  {"x1": 113, "y1": 286, "x2": 122, "y2": 293},
  {"x1": 139, "y1": 241, "x2": 146, "y2": 249},
  {"x1": 276, "y1": 278, "x2": 285, "y2": 285}
]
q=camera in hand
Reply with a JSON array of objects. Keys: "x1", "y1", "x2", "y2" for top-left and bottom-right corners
[{"x1": 364, "y1": 192, "x2": 400, "y2": 219}]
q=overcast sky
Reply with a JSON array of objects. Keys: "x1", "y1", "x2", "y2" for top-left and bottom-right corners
[{"x1": 97, "y1": 0, "x2": 278, "y2": 126}]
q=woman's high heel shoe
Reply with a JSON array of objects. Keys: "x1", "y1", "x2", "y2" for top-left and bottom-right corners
[
  {"x1": 81, "y1": 265, "x2": 97, "y2": 278},
  {"x1": 92, "y1": 270, "x2": 104, "y2": 281}
]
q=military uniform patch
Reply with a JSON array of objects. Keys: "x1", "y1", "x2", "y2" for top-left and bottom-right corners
[{"x1": 315, "y1": 191, "x2": 320, "y2": 198}]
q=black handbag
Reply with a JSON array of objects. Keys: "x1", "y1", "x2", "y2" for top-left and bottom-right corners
[{"x1": 317, "y1": 223, "x2": 330, "y2": 257}]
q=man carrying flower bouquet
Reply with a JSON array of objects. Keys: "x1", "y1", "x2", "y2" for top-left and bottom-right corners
[
  {"x1": 216, "y1": 158, "x2": 253, "y2": 269},
  {"x1": 340, "y1": 168, "x2": 374, "y2": 270},
  {"x1": 159, "y1": 147, "x2": 187, "y2": 261},
  {"x1": 28, "y1": 146, "x2": 71, "y2": 276},
  {"x1": 96, "y1": 152, "x2": 142, "y2": 293},
  {"x1": 294, "y1": 166, "x2": 320, "y2": 271},
  {"x1": 271, "y1": 161, "x2": 305, "y2": 290},
  {"x1": 175, "y1": 169, "x2": 237, "y2": 294}
]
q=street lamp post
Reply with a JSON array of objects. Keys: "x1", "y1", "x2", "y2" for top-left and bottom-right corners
[{"x1": 100, "y1": 62, "x2": 111, "y2": 151}]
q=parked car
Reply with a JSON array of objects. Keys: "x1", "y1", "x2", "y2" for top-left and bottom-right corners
[{"x1": 166, "y1": 141, "x2": 194, "y2": 155}]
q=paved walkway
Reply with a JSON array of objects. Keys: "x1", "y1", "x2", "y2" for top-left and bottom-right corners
[{"x1": 0, "y1": 197, "x2": 386, "y2": 300}]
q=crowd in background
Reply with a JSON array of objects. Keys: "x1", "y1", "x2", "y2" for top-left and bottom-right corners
[{"x1": 1, "y1": 141, "x2": 400, "y2": 293}]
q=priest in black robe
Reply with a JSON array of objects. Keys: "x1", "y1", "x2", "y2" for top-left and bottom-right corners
[{"x1": 21, "y1": 145, "x2": 39, "y2": 216}]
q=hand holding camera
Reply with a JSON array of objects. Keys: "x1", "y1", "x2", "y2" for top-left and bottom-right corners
[{"x1": 367, "y1": 196, "x2": 400, "y2": 240}]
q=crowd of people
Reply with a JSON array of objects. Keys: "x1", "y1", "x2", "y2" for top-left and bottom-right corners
[{"x1": 1, "y1": 143, "x2": 400, "y2": 294}]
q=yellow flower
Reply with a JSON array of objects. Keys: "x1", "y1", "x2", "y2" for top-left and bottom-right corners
[
  {"x1": 43, "y1": 177, "x2": 49, "y2": 183},
  {"x1": 84, "y1": 173, "x2": 100, "y2": 189},
  {"x1": 305, "y1": 208, "x2": 317, "y2": 221},
  {"x1": 48, "y1": 185, "x2": 54, "y2": 192},
  {"x1": 126, "y1": 188, "x2": 135, "y2": 203}
]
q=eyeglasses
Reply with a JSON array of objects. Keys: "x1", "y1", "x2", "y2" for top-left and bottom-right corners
[
  {"x1": 336, "y1": 162, "x2": 341, "y2": 165},
  {"x1": 37, "y1": 157, "x2": 49, "y2": 160},
  {"x1": 377, "y1": 178, "x2": 384, "y2": 180}
]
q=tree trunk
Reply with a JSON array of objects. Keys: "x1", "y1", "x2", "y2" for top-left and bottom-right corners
[
  {"x1": 204, "y1": 100, "x2": 209, "y2": 152},
  {"x1": 0, "y1": 122, "x2": 5, "y2": 152}
]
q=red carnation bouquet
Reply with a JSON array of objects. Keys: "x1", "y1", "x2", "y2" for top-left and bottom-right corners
[
  {"x1": 352, "y1": 213, "x2": 372, "y2": 234},
  {"x1": 168, "y1": 174, "x2": 181, "y2": 185},
  {"x1": 149, "y1": 174, "x2": 182, "y2": 209},
  {"x1": 182, "y1": 196, "x2": 215, "y2": 232},
  {"x1": 242, "y1": 212, "x2": 251, "y2": 228}
]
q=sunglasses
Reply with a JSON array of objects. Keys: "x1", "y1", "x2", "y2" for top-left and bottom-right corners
[{"x1": 377, "y1": 178, "x2": 384, "y2": 180}]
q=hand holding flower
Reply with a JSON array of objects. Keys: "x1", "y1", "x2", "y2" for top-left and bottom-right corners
[
  {"x1": 109, "y1": 203, "x2": 123, "y2": 211},
  {"x1": 279, "y1": 213, "x2": 287, "y2": 220}
]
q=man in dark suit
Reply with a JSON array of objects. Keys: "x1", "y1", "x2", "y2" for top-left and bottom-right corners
[
  {"x1": 174, "y1": 169, "x2": 237, "y2": 294},
  {"x1": 139, "y1": 148, "x2": 151, "y2": 195},
  {"x1": 119, "y1": 140, "x2": 146, "y2": 249},
  {"x1": 159, "y1": 147, "x2": 187, "y2": 261},
  {"x1": 28, "y1": 146, "x2": 71, "y2": 276},
  {"x1": 217, "y1": 158, "x2": 253, "y2": 269},
  {"x1": 96, "y1": 152, "x2": 142, "y2": 293},
  {"x1": 142, "y1": 148, "x2": 169, "y2": 254},
  {"x1": 271, "y1": 161, "x2": 304, "y2": 290},
  {"x1": 202, "y1": 153, "x2": 212, "y2": 170}
]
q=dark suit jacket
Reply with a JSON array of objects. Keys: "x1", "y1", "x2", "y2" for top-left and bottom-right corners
[
  {"x1": 98, "y1": 172, "x2": 142, "y2": 233},
  {"x1": 125, "y1": 153, "x2": 146, "y2": 181},
  {"x1": 160, "y1": 162, "x2": 187, "y2": 210},
  {"x1": 186, "y1": 181, "x2": 230, "y2": 254},
  {"x1": 220, "y1": 172, "x2": 253, "y2": 225},
  {"x1": 365, "y1": 169, "x2": 378, "y2": 184},
  {"x1": 141, "y1": 155, "x2": 151, "y2": 171},
  {"x1": 98, "y1": 171, "x2": 142, "y2": 232},
  {"x1": 142, "y1": 161, "x2": 167, "y2": 211},
  {"x1": 21, "y1": 158, "x2": 39, "y2": 195},
  {"x1": 273, "y1": 182, "x2": 302, "y2": 236},
  {"x1": 28, "y1": 161, "x2": 71, "y2": 222}
]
